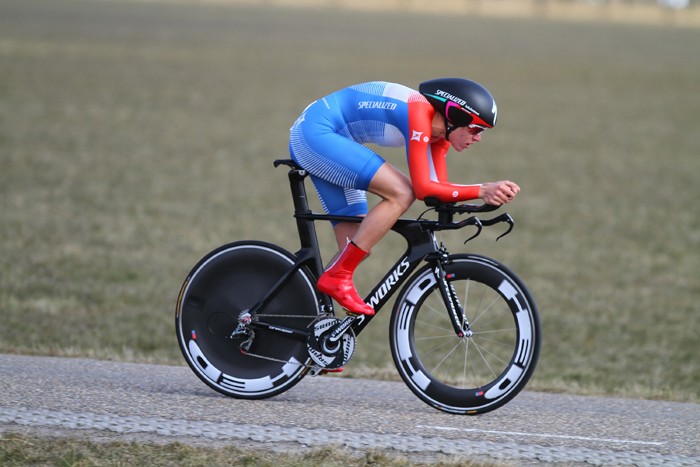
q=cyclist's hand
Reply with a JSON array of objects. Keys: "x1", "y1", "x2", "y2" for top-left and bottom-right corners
[{"x1": 479, "y1": 181, "x2": 520, "y2": 205}]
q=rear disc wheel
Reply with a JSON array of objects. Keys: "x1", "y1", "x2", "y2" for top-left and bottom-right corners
[{"x1": 176, "y1": 241, "x2": 320, "y2": 399}]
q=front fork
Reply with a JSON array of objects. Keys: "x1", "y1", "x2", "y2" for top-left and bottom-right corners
[{"x1": 431, "y1": 246, "x2": 472, "y2": 338}]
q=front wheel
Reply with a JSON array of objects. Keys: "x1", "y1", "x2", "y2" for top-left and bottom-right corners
[{"x1": 390, "y1": 254, "x2": 540, "y2": 415}]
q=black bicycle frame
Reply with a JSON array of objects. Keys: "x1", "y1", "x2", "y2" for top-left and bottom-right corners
[
  {"x1": 253, "y1": 160, "x2": 456, "y2": 339},
  {"x1": 299, "y1": 213, "x2": 440, "y2": 336}
]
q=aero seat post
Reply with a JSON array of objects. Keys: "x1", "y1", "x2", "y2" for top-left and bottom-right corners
[{"x1": 288, "y1": 168, "x2": 324, "y2": 278}]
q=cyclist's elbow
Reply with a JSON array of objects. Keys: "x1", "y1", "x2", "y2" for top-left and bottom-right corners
[
  {"x1": 407, "y1": 178, "x2": 422, "y2": 198},
  {"x1": 411, "y1": 184, "x2": 429, "y2": 203}
]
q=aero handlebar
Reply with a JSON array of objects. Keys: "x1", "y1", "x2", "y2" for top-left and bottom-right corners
[{"x1": 274, "y1": 159, "x2": 514, "y2": 242}]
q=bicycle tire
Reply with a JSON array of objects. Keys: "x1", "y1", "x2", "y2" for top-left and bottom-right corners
[
  {"x1": 176, "y1": 240, "x2": 320, "y2": 399},
  {"x1": 390, "y1": 254, "x2": 540, "y2": 414}
]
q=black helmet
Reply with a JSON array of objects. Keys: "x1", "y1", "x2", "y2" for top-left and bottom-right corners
[{"x1": 419, "y1": 78, "x2": 498, "y2": 133}]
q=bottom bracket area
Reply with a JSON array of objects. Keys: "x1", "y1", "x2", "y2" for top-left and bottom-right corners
[{"x1": 306, "y1": 318, "x2": 356, "y2": 370}]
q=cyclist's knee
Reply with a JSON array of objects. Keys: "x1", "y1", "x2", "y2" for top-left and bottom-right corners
[
  {"x1": 395, "y1": 182, "x2": 416, "y2": 211},
  {"x1": 369, "y1": 166, "x2": 415, "y2": 212},
  {"x1": 386, "y1": 179, "x2": 415, "y2": 213}
]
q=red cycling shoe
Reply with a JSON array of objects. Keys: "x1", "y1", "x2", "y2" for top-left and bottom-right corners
[{"x1": 317, "y1": 241, "x2": 374, "y2": 316}]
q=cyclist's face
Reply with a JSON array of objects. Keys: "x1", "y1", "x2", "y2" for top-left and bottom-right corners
[{"x1": 448, "y1": 126, "x2": 482, "y2": 152}]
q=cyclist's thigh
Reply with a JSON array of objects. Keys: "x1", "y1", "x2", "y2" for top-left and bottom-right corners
[
  {"x1": 367, "y1": 162, "x2": 413, "y2": 201},
  {"x1": 291, "y1": 121, "x2": 384, "y2": 190},
  {"x1": 309, "y1": 176, "x2": 369, "y2": 218},
  {"x1": 291, "y1": 123, "x2": 384, "y2": 216}
]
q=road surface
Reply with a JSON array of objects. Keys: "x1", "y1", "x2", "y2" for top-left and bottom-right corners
[{"x1": 1, "y1": 354, "x2": 698, "y2": 465}]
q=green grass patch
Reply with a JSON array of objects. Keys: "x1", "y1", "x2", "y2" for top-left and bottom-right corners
[
  {"x1": 0, "y1": 432, "x2": 500, "y2": 467},
  {"x1": 0, "y1": 0, "x2": 698, "y2": 402}
]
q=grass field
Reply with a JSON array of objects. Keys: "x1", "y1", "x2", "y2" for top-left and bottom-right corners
[
  {"x1": 2, "y1": 432, "x2": 498, "y2": 467},
  {"x1": 0, "y1": 0, "x2": 698, "y2": 404}
]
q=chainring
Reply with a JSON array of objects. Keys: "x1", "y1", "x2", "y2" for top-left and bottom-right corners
[{"x1": 306, "y1": 317, "x2": 356, "y2": 369}]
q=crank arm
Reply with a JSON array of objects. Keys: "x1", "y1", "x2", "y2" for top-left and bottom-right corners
[{"x1": 326, "y1": 315, "x2": 356, "y2": 344}]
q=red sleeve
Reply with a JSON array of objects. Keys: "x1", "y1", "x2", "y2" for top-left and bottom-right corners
[
  {"x1": 430, "y1": 139, "x2": 450, "y2": 182},
  {"x1": 406, "y1": 98, "x2": 482, "y2": 202}
]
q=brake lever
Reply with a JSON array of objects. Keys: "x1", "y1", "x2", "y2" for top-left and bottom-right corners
[
  {"x1": 463, "y1": 218, "x2": 483, "y2": 244},
  {"x1": 480, "y1": 213, "x2": 515, "y2": 241}
]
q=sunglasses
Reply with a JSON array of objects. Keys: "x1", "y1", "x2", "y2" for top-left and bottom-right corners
[
  {"x1": 467, "y1": 125, "x2": 486, "y2": 135},
  {"x1": 445, "y1": 101, "x2": 491, "y2": 133}
]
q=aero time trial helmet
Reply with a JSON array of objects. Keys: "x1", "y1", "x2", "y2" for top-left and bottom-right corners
[{"x1": 419, "y1": 78, "x2": 498, "y2": 137}]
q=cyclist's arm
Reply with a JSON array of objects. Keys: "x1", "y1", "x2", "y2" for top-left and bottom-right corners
[
  {"x1": 428, "y1": 138, "x2": 450, "y2": 182},
  {"x1": 406, "y1": 101, "x2": 482, "y2": 202}
]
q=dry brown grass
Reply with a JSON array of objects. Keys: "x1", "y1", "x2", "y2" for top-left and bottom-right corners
[{"x1": 1, "y1": 0, "x2": 698, "y2": 402}]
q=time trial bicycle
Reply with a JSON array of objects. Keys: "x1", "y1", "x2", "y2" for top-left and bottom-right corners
[{"x1": 175, "y1": 159, "x2": 540, "y2": 415}]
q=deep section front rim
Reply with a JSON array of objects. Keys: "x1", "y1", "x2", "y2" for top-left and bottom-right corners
[{"x1": 390, "y1": 254, "x2": 540, "y2": 414}]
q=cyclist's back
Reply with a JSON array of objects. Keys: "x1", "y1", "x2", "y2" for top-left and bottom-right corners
[{"x1": 299, "y1": 81, "x2": 425, "y2": 147}]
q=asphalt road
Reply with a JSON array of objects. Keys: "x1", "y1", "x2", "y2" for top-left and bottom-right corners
[{"x1": 1, "y1": 354, "x2": 698, "y2": 466}]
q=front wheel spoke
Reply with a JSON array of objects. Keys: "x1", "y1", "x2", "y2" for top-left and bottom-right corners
[
  {"x1": 423, "y1": 297, "x2": 452, "y2": 320},
  {"x1": 471, "y1": 335, "x2": 515, "y2": 353},
  {"x1": 428, "y1": 340, "x2": 464, "y2": 375},
  {"x1": 470, "y1": 338, "x2": 511, "y2": 371},
  {"x1": 415, "y1": 316, "x2": 453, "y2": 333},
  {"x1": 415, "y1": 333, "x2": 460, "y2": 341},
  {"x1": 471, "y1": 327, "x2": 516, "y2": 336},
  {"x1": 461, "y1": 339, "x2": 472, "y2": 386},
  {"x1": 458, "y1": 339, "x2": 504, "y2": 385},
  {"x1": 472, "y1": 348, "x2": 498, "y2": 378},
  {"x1": 465, "y1": 340, "x2": 489, "y2": 385},
  {"x1": 461, "y1": 279, "x2": 486, "y2": 328},
  {"x1": 469, "y1": 295, "x2": 504, "y2": 327},
  {"x1": 418, "y1": 337, "x2": 462, "y2": 361},
  {"x1": 425, "y1": 293, "x2": 469, "y2": 333}
]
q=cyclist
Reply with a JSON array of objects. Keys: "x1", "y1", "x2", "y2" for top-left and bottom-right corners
[{"x1": 289, "y1": 78, "x2": 519, "y2": 316}]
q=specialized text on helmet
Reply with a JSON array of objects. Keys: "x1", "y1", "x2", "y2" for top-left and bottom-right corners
[{"x1": 435, "y1": 89, "x2": 479, "y2": 115}]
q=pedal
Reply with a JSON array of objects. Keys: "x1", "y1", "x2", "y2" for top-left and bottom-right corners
[
  {"x1": 308, "y1": 365, "x2": 344, "y2": 377},
  {"x1": 343, "y1": 307, "x2": 374, "y2": 317}
]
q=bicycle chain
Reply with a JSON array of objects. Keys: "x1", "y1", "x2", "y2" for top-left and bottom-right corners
[
  {"x1": 238, "y1": 312, "x2": 333, "y2": 369},
  {"x1": 240, "y1": 348, "x2": 314, "y2": 369},
  {"x1": 254, "y1": 314, "x2": 319, "y2": 321}
]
